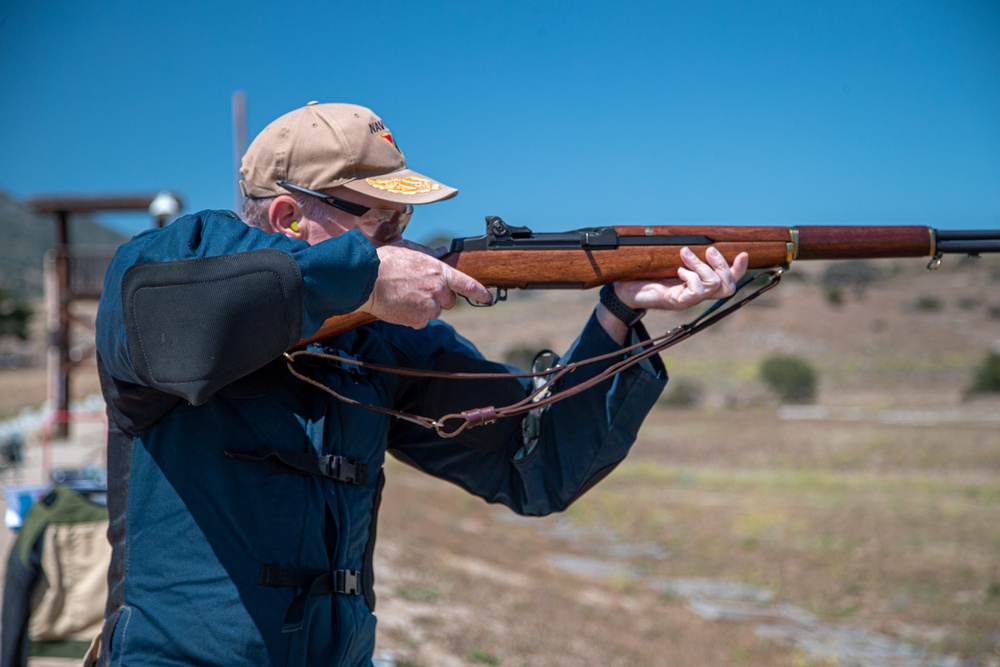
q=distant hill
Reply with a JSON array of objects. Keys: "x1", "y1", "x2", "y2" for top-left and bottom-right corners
[{"x1": 0, "y1": 191, "x2": 129, "y2": 299}]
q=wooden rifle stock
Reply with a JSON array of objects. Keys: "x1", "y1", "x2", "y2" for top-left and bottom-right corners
[{"x1": 299, "y1": 218, "x2": 1000, "y2": 346}]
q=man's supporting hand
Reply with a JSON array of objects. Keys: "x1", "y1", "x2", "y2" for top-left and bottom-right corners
[{"x1": 597, "y1": 247, "x2": 750, "y2": 344}]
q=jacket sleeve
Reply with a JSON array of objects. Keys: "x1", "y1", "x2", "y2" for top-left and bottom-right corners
[
  {"x1": 386, "y1": 313, "x2": 667, "y2": 516},
  {"x1": 95, "y1": 210, "x2": 379, "y2": 405}
]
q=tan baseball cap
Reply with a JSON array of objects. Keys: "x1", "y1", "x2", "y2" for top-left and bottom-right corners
[{"x1": 239, "y1": 101, "x2": 457, "y2": 205}]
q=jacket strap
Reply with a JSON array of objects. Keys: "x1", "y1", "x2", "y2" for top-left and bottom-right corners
[
  {"x1": 225, "y1": 446, "x2": 367, "y2": 485},
  {"x1": 259, "y1": 565, "x2": 361, "y2": 632}
]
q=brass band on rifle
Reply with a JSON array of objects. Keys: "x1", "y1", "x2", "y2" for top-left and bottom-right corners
[{"x1": 786, "y1": 227, "x2": 800, "y2": 265}]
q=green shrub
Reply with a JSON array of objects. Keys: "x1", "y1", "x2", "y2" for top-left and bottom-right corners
[
  {"x1": 966, "y1": 352, "x2": 1000, "y2": 396},
  {"x1": 0, "y1": 287, "x2": 32, "y2": 340},
  {"x1": 821, "y1": 260, "x2": 879, "y2": 299},
  {"x1": 394, "y1": 585, "x2": 441, "y2": 602},
  {"x1": 465, "y1": 649, "x2": 500, "y2": 665},
  {"x1": 914, "y1": 295, "x2": 942, "y2": 311},
  {"x1": 758, "y1": 354, "x2": 817, "y2": 404},
  {"x1": 821, "y1": 260, "x2": 879, "y2": 287},
  {"x1": 659, "y1": 377, "x2": 703, "y2": 408}
]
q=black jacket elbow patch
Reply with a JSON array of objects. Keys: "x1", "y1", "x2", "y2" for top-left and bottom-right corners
[{"x1": 122, "y1": 249, "x2": 303, "y2": 403}]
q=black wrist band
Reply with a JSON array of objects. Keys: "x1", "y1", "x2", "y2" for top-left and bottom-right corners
[{"x1": 599, "y1": 284, "x2": 646, "y2": 327}]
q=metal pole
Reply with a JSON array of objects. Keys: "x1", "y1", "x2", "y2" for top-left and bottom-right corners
[
  {"x1": 53, "y1": 211, "x2": 71, "y2": 439},
  {"x1": 232, "y1": 90, "x2": 247, "y2": 215}
]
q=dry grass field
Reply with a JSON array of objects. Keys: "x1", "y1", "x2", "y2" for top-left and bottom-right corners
[
  {"x1": 1, "y1": 253, "x2": 998, "y2": 666},
  {"x1": 370, "y1": 255, "x2": 1000, "y2": 666}
]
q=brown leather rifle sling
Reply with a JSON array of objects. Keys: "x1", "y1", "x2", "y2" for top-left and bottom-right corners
[{"x1": 283, "y1": 267, "x2": 786, "y2": 438}]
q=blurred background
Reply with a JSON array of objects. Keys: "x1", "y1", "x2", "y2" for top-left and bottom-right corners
[{"x1": 1, "y1": 2, "x2": 998, "y2": 666}]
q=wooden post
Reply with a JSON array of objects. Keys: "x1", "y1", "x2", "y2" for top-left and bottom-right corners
[{"x1": 29, "y1": 193, "x2": 184, "y2": 441}]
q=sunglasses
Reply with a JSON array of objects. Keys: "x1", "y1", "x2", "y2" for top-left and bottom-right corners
[{"x1": 276, "y1": 180, "x2": 412, "y2": 239}]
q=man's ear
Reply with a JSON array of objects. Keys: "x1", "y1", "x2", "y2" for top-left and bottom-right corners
[{"x1": 269, "y1": 196, "x2": 305, "y2": 240}]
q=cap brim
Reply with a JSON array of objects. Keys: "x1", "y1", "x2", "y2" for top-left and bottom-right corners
[{"x1": 339, "y1": 168, "x2": 458, "y2": 205}]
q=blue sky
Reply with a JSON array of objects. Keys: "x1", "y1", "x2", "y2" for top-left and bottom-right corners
[{"x1": 1, "y1": 0, "x2": 998, "y2": 242}]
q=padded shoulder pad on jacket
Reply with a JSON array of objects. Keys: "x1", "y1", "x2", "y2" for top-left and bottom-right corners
[{"x1": 122, "y1": 249, "x2": 303, "y2": 405}]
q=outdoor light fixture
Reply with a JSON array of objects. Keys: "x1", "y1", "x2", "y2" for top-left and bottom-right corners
[{"x1": 148, "y1": 191, "x2": 182, "y2": 227}]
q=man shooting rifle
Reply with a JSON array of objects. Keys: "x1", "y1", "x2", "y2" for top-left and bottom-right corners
[{"x1": 94, "y1": 101, "x2": 746, "y2": 666}]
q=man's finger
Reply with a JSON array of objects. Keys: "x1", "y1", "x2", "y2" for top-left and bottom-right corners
[
  {"x1": 676, "y1": 266, "x2": 705, "y2": 297},
  {"x1": 704, "y1": 247, "x2": 736, "y2": 294},
  {"x1": 705, "y1": 246, "x2": 733, "y2": 274},
  {"x1": 438, "y1": 289, "x2": 458, "y2": 311},
  {"x1": 731, "y1": 252, "x2": 750, "y2": 281},
  {"x1": 445, "y1": 268, "x2": 493, "y2": 306},
  {"x1": 681, "y1": 247, "x2": 723, "y2": 290}
]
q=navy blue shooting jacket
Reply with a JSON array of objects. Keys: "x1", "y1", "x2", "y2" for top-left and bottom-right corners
[{"x1": 93, "y1": 210, "x2": 667, "y2": 666}]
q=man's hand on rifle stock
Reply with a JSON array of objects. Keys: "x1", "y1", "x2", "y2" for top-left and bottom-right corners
[
  {"x1": 620, "y1": 246, "x2": 750, "y2": 310},
  {"x1": 598, "y1": 246, "x2": 750, "y2": 344},
  {"x1": 362, "y1": 241, "x2": 493, "y2": 329}
]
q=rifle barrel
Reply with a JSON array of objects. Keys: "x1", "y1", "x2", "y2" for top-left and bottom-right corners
[{"x1": 935, "y1": 230, "x2": 1000, "y2": 255}]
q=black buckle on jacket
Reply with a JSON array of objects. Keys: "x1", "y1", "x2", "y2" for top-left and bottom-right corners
[
  {"x1": 323, "y1": 455, "x2": 367, "y2": 485},
  {"x1": 225, "y1": 446, "x2": 368, "y2": 486},
  {"x1": 333, "y1": 569, "x2": 361, "y2": 595},
  {"x1": 259, "y1": 565, "x2": 362, "y2": 632}
]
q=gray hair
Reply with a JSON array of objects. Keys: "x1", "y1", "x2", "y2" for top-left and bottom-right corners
[{"x1": 241, "y1": 195, "x2": 331, "y2": 233}]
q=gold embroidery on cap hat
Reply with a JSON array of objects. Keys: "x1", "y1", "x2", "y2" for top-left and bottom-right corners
[{"x1": 366, "y1": 176, "x2": 442, "y2": 195}]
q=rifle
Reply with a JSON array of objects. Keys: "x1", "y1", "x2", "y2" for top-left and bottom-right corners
[{"x1": 300, "y1": 217, "x2": 1000, "y2": 346}]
